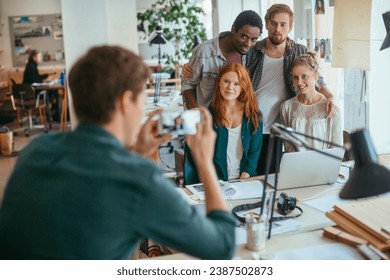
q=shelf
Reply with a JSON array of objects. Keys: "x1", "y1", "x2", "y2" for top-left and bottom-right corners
[{"x1": 10, "y1": 14, "x2": 64, "y2": 67}]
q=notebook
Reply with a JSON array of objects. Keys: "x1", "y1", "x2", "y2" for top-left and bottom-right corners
[
  {"x1": 266, "y1": 147, "x2": 345, "y2": 190},
  {"x1": 185, "y1": 180, "x2": 264, "y2": 201}
]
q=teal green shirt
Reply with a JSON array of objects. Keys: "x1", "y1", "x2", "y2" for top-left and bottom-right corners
[
  {"x1": 0, "y1": 124, "x2": 235, "y2": 259},
  {"x1": 211, "y1": 109, "x2": 263, "y2": 180}
]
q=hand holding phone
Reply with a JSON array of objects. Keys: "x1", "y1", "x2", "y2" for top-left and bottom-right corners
[
  {"x1": 186, "y1": 107, "x2": 217, "y2": 166},
  {"x1": 132, "y1": 109, "x2": 172, "y2": 158}
]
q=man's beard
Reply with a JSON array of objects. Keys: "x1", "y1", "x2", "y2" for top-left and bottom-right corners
[{"x1": 268, "y1": 34, "x2": 286, "y2": 46}]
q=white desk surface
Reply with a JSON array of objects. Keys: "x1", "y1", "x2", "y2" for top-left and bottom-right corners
[
  {"x1": 152, "y1": 230, "x2": 365, "y2": 260},
  {"x1": 152, "y1": 180, "x2": 353, "y2": 260},
  {"x1": 145, "y1": 93, "x2": 183, "y2": 115},
  {"x1": 185, "y1": 178, "x2": 343, "y2": 231},
  {"x1": 150, "y1": 146, "x2": 390, "y2": 260}
]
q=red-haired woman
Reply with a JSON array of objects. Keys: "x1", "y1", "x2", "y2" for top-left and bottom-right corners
[{"x1": 185, "y1": 63, "x2": 263, "y2": 183}]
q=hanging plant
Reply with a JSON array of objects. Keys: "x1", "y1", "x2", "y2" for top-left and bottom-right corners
[{"x1": 137, "y1": 0, "x2": 207, "y2": 72}]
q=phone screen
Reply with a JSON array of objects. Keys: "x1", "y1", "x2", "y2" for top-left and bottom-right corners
[{"x1": 158, "y1": 110, "x2": 201, "y2": 137}]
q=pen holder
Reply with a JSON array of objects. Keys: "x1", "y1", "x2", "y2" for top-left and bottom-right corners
[{"x1": 246, "y1": 213, "x2": 266, "y2": 251}]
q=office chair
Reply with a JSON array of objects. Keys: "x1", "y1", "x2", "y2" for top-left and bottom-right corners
[{"x1": 10, "y1": 83, "x2": 48, "y2": 137}]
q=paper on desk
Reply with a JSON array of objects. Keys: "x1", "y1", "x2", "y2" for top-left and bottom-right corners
[
  {"x1": 275, "y1": 243, "x2": 364, "y2": 260},
  {"x1": 32, "y1": 79, "x2": 60, "y2": 86},
  {"x1": 175, "y1": 188, "x2": 199, "y2": 205},
  {"x1": 228, "y1": 180, "x2": 264, "y2": 200},
  {"x1": 302, "y1": 193, "x2": 352, "y2": 213},
  {"x1": 186, "y1": 180, "x2": 264, "y2": 201},
  {"x1": 303, "y1": 191, "x2": 390, "y2": 214},
  {"x1": 271, "y1": 219, "x2": 301, "y2": 236}
]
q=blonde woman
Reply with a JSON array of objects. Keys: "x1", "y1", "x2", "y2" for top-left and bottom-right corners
[{"x1": 280, "y1": 52, "x2": 342, "y2": 152}]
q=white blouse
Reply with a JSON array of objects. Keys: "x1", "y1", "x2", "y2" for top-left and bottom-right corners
[
  {"x1": 227, "y1": 123, "x2": 243, "y2": 180},
  {"x1": 280, "y1": 96, "x2": 342, "y2": 152}
]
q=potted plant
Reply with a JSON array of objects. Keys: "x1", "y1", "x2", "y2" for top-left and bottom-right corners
[{"x1": 137, "y1": 0, "x2": 207, "y2": 74}]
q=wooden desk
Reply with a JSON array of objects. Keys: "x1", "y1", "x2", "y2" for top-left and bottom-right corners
[{"x1": 32, "y1": 84, "x2": 69, "y2": 131}]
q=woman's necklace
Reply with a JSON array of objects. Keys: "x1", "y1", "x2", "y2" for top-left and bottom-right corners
[
  {"x1": 228, "y1": 112, "x2": 233, "y2": 125},
  {"x1": 227, "y1": 106, "x2": 242, "y2": 128}
]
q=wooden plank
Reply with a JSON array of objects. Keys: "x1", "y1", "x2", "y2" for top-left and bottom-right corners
[
  {"x1": 322, "y1": 226, "x2": 368, "y2": 247},
  {"x1": 383, "y1": 225, "x2": 390, "y2": 235},
  {"x1": 326, "y1": 210, "x2": 390, "y2": 252},
  {"x1": 333, "y1": 196, "x2": 390, "y2": 243}
]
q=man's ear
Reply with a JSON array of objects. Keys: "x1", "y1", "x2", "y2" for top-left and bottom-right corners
[{"x1": 119, "y1": 90, "x2": 134, "y2": 113}]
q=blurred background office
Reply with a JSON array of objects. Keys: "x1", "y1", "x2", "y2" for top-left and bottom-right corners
[{"x1": 0, "y1": 0, "x2": 389, "y2": 155}]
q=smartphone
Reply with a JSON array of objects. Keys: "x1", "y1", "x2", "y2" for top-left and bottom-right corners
[{"x1": 158, "y1": 110, "x2": 201, "y2": 137}]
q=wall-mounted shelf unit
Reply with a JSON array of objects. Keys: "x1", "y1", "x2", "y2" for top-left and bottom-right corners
[{"x1": 9, "y1": 14, "x2": 64, "y2": 67}]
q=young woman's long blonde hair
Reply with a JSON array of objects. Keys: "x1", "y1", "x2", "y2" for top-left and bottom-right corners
[{"x1": 210, "y1": 63, "x2": 261, "y2": 132}]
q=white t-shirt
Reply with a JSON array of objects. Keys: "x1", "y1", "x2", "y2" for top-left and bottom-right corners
[
  {"x1": 280, "y1": 95, "x2": 343, "y2": 152},
  {"x1": 255, "y1": 54, "x2": 288, "y2": 134},
  {"x1": 227, "y1": 124, "x2": 243, "y2": 180}
]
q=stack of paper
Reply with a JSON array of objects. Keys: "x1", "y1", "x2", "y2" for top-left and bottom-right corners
[{"x1": 186, "y1": 180, "x2": 264, "y2": 201}]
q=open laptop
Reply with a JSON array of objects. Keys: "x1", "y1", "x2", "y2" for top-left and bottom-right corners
[{"x1": 267, "y1": 147, "x2": 345, "y2": 190}]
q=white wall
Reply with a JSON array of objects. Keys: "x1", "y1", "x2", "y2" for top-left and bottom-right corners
[
  {"x1": 0, "y1": 0, "x2": 62, "y2": 68},
  {"x1": 61, "y1": 0, "x2": 138, "y2": 128},
  {"x1": 368, "y1": 0, "x2": 390, "y2": 154},
  {"x1": 213, "y1": 0, "x2": 261, "y2": 36},
  {"x1": 1, "y1": 0, "x2": 138, "y2": 69}
]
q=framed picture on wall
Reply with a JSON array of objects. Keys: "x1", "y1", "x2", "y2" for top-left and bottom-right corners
[
  {"x1": 315, "y1": 0, "x2": 325, "y2": 15},
  {"x1": 53, "y1": 31, "x2": 63, "y2": 40}
]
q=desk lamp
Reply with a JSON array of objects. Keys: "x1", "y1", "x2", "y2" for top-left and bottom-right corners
[
  {"x1": 380, "y1": 11, "x2": 390, "y2": 51},
  {"x1": 148, "y1": 24, "x2": 167, "y2": 103},
  {"x1": 339, "y1": 129, "x2": 390, "y2": 199}
]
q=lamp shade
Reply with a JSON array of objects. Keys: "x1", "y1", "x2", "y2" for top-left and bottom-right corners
[
  {"x1": 380, "y1": 11, "x2": 390, "y2": 51},
  {"x1": 148, "y1": 25, "x2": 167, "y2": 45},
  {"x1": 339, "y1": 129, "x2": 390, "y2": 199}
]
